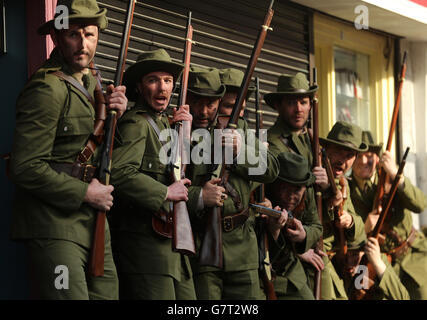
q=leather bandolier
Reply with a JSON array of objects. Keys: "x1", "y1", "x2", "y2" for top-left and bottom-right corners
[{"x1": 48, "y1": 70, "x2": 107, "y2": 183}]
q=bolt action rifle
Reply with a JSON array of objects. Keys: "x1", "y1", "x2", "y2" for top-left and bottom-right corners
[
  {"x1": 350, "y1": 147, "x2": 409, "y2": 300},
  {"x1": 89, "y1": 0, "x2": 136, "y2": 277},
  {"x1": 170, "y1": 11, "x2": 196, "y2": 255},
  {"x1": 253, "y1": 77, "x2": 277, "y2": 300},
  {"x1": 372, "y1": 52, "x2": 407, "y2": 216},
  {"x1": 321, "y1": 149, "x2": 348, "y2": 261},
  {"x1": 198, "y1": 0, "x2": 275, "y2": 268},
  {"x1": 311, "y1": 68, "x2": 324, "y2": 300}
]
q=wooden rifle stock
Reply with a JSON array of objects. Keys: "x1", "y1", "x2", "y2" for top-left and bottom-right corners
[
  {"x1": 311, "y1": 68, "x2": 323, "y2": 300},
  {"x1": 253, "y1": 77, "x2": 277, "y2": 299},
  {"x1": 198, "y1": 0, "x2": 275, "y2": 268},
  {"x1": 373, "y1": 52, "x2": 407, "y2": 215},
  {"x1": 89, "y1": 0, "x2": 136, "y2": 277},
  {"x1": 171, "y1": 11, "x2": 196, "y2": 255},
  {"x1": 255, "y1": 77, "x2": 265, "y2": 203},
  {"x1": 350, "y1": 147, "x2": 409, "y2": 300}
]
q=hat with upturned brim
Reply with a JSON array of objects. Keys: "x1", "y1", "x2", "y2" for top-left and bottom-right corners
[
  {"x1": 264, "y1": 72, "x2": 318, "y2": 108},
  {"x1": 187, "y1": 67, "x2": 226, "y2": 98},
  {"x1": 362, "y1": 130, "x2": 383, "y2": 155},
  {"x1": 219, "y1": 68, "x2": 255, "y2": 100},
  {"x1": 38, "y1": 0, "x2": 108, "y2": 35},
  {"x1": 319, "y1": 121, "x2": 368, "y2": 152},
  {"x1": 275, "y1": 152, "x2": 316, "y2": 186},
  {"x1": 123, "y1": 49, "x2": 184, "y2": 101}
]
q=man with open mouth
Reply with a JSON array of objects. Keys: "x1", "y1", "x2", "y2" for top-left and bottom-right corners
[{"x1": 110, "y1": 48, "x2": 196, "y2": 300}]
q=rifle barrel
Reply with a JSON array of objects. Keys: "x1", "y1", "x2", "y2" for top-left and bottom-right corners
[
  {"x1": 114, "y1": 0, "x2": 137, "y2": 87},
  {"x1": 89, "y1": 0, "x2": 136, "y2": 277},
  {"x1": 372, "y1": 147, "x2": 410, "y2": 238}
]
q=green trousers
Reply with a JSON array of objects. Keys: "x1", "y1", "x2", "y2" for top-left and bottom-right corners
[
  {"x1": 321, "y1": 258, "x2": 348, "y2": 300},
  {"x1": 194, "y1": 269, "x2": 262, "y2": 300},
  {"x1": 118, "y1": 272, "x2": 196, "y2": 300},
  {"x1": 25, "y1": 238, "x2": 118, "y2": 300}
]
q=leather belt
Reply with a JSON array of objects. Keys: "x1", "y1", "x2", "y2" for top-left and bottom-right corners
[
  {"x1": 222, "y1": 208, "x2": 249, "y2": 232},
  {"x1": 50, "y1": 162, "x2": 97, "y2": 183},
  {"x1": 388, "y1": 227, "x2": 417, "y2": 262}
]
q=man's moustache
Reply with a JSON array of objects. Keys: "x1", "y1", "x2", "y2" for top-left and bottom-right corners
[{"x1": 74, "y1": 51, "x2": 89, "y2": 57}]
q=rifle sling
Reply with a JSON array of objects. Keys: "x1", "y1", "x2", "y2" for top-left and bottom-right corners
[
  {"x1": 142, "y1": 113, "x2": 173, "y2": 147},
  {"x1": 52, "y1": 71, "x2": 101, "y2": 165},
  {"x1": 52, "y1": 71, "x2": 95, "y2": 107}
]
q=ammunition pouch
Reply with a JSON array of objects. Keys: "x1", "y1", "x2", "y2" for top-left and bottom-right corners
[
  {"x1": 152, "y1": 209, "x2": 173, "y2": 239},
  {"x1": 387, "y1": 227, "x2": 417, "y2": 262},
  {"x1": 222, "y1": 207, "x2": 249, "y2": 232}
]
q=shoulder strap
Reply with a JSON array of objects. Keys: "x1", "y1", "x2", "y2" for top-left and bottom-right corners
[
  {"x1": 142, "y1": 113, "x2": 173, "y2": 147},
  {"x1": 279, "y1": 135, "x2": 297, "y2": 154},
  {"x1": 52, "y1": 71, "x2": 95, "y2": 107}
]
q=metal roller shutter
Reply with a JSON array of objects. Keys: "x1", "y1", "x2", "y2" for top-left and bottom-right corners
[{"x1": 96, "y1": 0, "x2": 312, "y2": 128}]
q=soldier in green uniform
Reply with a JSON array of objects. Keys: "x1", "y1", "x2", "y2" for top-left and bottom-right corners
[
  {"x1": 343, "y1": 236, "x2": 410, "y2": 300},
  {"x1": 9, "y1": 0, "x2": 128, "y2": 299},
  {"x1": 265, "y1": 73, "x2": 328, "y2": 188},
  {"x1": 313, "y1": 121, "x2": 367, "y2": 300},
  {"x1": 218, "y1": 68, "x2": 253, "y2": 129},
  {"x1": 350, "y1": 130, "x2": 427, "y2": 299},
  {"x1": 264, "y1": 73, "x2": 329, "y2": 292},
  {"x1": 110, "y1": 49, "x2": 196, "y2": 300},
  {"x1": 263, "y1": 152, "x2": 322, "y2": 299},
  {"x1": 185, "y1": 67, "x2": 279, "y2": 299}
]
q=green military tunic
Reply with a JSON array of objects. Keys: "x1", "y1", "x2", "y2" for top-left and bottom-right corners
[
  {"x1": 267, "y1": 117, "x2": 313, "y2": 167},
  {"x1": 10, "y1": 48, "x2": 118, "y2": 299},
  {"x1": 321, "y1": 178, "x2": 366, "y2": 300},
  {"x1": 186, "y1": 118, "x2": 279, "y2": 299},
  {"x1": 110, "y1": 102, "x2": 195, "y2": 300},
  {"x1": 344, "y1": 253, "x2": 410, "y2": 300},
  {"x1": 349, "y1": 172, "x2": 427, "y2": 299},
  {"x1": 267, "y1": 118, "x2": 320, "y2": 290},
  {"x1": 267, "y1": 187, "x2": 322, "y2": 299}
]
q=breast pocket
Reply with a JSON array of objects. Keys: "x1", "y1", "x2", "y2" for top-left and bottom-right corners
[
  {"x1": 53, "y1": 115, "x2": 94, "y2": 156},
  {"x1": 141, "y1": 154, "x2": 167, "y2": 176},
  {"x1": 56, "y1": 115, "x2": 93, "y2": 137}
]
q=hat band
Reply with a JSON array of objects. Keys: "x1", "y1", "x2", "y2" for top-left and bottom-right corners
[
  {"x1": 189, "y1": 88, "x2": 222, "y2": 95},
  {"x1": 281, "y1": 88, "x2": 310, "y2": 93},
  {"x1": 337, "y1": 140, "x2": 359, "y2": 150}
]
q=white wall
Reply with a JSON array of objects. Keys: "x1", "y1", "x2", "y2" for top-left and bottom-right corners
[{"x1": 400, "y1": 40, "x2": 427, "y2": 230}]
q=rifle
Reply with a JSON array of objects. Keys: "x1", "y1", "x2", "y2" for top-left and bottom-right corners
[
  {"x1": 251, "y1": 204, "x2": 294, "y2": 221},
  {"x1": 88, "y1": 0, "x2": 136, "y2": 277},
  {"x1": 321, "y1": 149, "x2": 348, "y2": 258},
  {"x1": 311, "y1": 67, "x2": 323, "y2": 300},
  {"x1": 253, "y1": 77, "x2": 277, "y2": 300},
  {"x1": 255, "y1": 77, "x2": 265, "y2": 203},
  {"x1": 198, "y1": 0, "x2": 275, "y2": 268},
  {"x1": 170, "y1": 11, "x2": 196, "y2": 255},
  {"x1": 350, "y1": 147, "x2": 409, "y2": 300},
  {"x1": 372, "y1": 52, "x2": 407, "y2": 215}
]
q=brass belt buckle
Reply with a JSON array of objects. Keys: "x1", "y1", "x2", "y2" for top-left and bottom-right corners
[
  {"x1": 83, "y1": 164, "x2": 96, "y2": 183},
  {"x1": 223, "y1": 216, "x2": 233, "y2": 232}
]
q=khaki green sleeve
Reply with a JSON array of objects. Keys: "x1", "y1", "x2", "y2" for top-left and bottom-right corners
[
  {"x1": 344, "y1": 194, "x2": 366, "y2": 244},
  {"x1": 299, "y1": 187, "x2": 323, "y2": 253},
  {"x1": 233, "y1": 146, "x2": 279, "y2": 184},
  {"x1": 396, "y1": 176, "x2": 427, "y2": 213},
  {"x1": 111, "y1": 115, "x2": 168, "y2": 213},
  {"x1": 187, "y1": 185, "x2": 204, "y2": 218},
  {"x1": 377, "y1": 254, "x2": 410, "y2": 300},
  {"x1": 10, "y1": 75, "x2": 88, "y2": 212}
]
